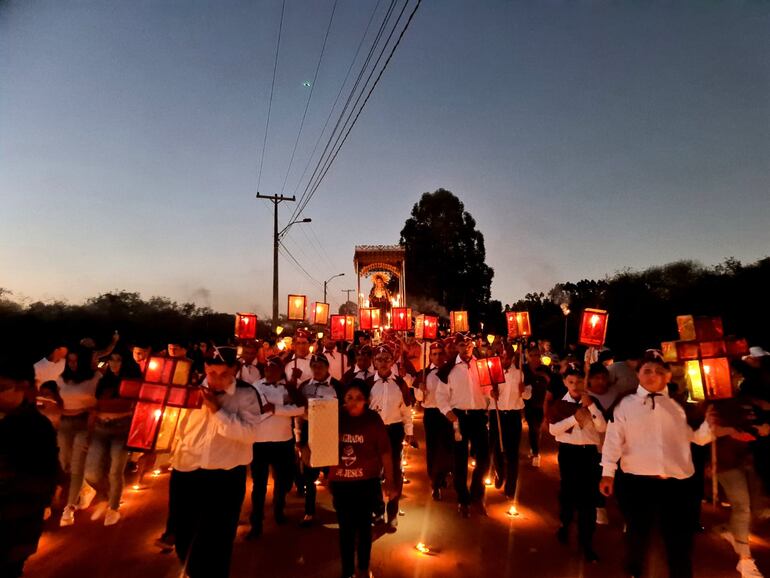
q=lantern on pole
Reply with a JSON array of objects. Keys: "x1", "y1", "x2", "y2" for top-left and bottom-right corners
[
  {"x1": 578, "y1": 309, "x2": 609, "y2": 348},
  {"x1": 423, "y1": 315, "x2": 438, "y2": 340},
  {"x1": 359, "y1": 307, "x2": 381, "y2": 331},
  {"x1": 310, "y1": 302, "x2": 330, "y2": 326},
  {"x1": 450, "y1": 311, "x2": 469, "y2": 334},
  {"x1": 235, "y1": 313, "x2": 258, "y2": 340},
  {"x1": 684, "y1": 358, "x2": 733, "y2": 401},
  {"x1": 392, "y1": 307, "x2": 412, "y2": 332},
  {"x1": 330, "y1": 315, "x2": 355, "y2": 341},
  {"x1": 414, "y1": 314, "x2": 425, "y2": 340},
  {"x1": 506, "y1": 311, "x2": 532, "y2": 339},
  {"x1": 121, "y1": 357, "x2": 201, "y2": 452},
  {"x1": 288, "y1": 294, "x2": 307, "y2": 321},
  {"x1": 475, "y1": 356, "x2": 505, "y2": 387}
]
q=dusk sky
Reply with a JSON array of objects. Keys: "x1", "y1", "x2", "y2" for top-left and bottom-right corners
[{"x1": 2, "y1": 0, "x2": 768, "y2": 317}]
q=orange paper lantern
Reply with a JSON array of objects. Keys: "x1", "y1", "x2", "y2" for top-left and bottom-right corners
[
  {"x1": 310, "y1": 302, "x2": 330, "y2": 326},
  {"x1": 235, "y1": 313, "x2": 258, "y2": 340},
  {"x1": 450, "y1": 311, "x2": 469, "y2": 334},
  {"x1": 359, "y1": 307, "x2": 381, "y2": 331},
  {"x1": 392, "y1": 307, "x2": 412, "y2": 332},
  {"x1": 330, "y1": 315, "x2": 355, "y2": 341},
  {"x1": 578, "y1": 309, "x2": 609, "y2": 348},
  {"x1": 475, "y1": 356, "x2": 505, "y2": 387},
  {"x1": 506, "y1": 311, "x2": 532, "y2": 339},
  {"x1": 288, "y1": 294, "x2": 307, "y2": 321}
]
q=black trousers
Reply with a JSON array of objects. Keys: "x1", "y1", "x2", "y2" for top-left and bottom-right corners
[
  {"x1": 250, "y1": 439, "x2": 295, "y2": 529},
  {"x1": 489, "y1": 409, "x2": 522, "y2": 498},
  {"x1": 452, "y1": 409, "x2": 490, "y2": 505},
  {"x1": 164, "y1": 468, "x2": 181, "y2": 539},
  {"x1": 423, "y1": 407, "x2": 453, "y2": 490},
  {"x1": 331, "y1": 479, "x2": 381, "y2": 577},
  {"x1": 557, "y1": 443, "x2": 600, "y2": 550},
  {"x1": 174, "y1": 466, "x2": 247, "y2": 578},
  {"x1": 523, "y1": 405, "x2": 544, "y2": 456},
  {"x1": 374, "y1": 423, "x2": 404, "y2": 522},
  {"x1": 617, "y1": 473, "x2": 698, "y2": 578}
]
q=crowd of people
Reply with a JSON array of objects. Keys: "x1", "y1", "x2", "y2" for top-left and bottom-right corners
[{"x1": 1, "y1": 328, "x2": 770, "y2": 578}]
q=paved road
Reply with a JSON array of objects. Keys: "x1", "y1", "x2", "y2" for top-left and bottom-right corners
[{"x1": 25, "y1": 412, "x2": 770, "y2": 577}]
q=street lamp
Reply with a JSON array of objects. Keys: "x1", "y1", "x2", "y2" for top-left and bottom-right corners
[{"x1": 323, "y1": 273, "x2": 345, "y2": 303}]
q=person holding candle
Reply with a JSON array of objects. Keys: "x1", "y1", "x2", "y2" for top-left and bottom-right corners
[
  {"x1": 369, "y1": 345, "x2": 413, "y2": 531},
  {"x1": 329, "y1": 379, "x2": 395, "y2": 578},
  {"x1": 57, "y1": 345, "x2": 102, "y2": 527},
  {"x1": 599, "y1": 355, "x2": 715, "y2": 578},
  {"x1": 436, "y1": 332, "x2": 491, "y2": 518},
  {"x1": 490, "y1": 346, "x2": 531, "y2": 502},
  {"x1": 549, "y1": 367, "x2": 606, "y2": 562},
  {"x1": 171, "y1": 346, "x2": 272, "y2": 578}
]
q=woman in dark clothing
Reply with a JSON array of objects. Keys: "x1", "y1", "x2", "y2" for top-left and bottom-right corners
[{"x1": 328, "y1": 380, "x2": 395, "y2": 578}]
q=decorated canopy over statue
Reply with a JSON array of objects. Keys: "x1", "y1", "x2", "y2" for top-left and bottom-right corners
[{"x1": 354, "y1": 245, "x2": 407, "y2": 324}]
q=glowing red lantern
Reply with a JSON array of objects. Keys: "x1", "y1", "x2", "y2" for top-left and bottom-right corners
[
  {"x1": 661, "y1": 341, "x2": 679, "y2": 363},
  {"x1": 475, "y1": 356, "x2": 505, "y2": 387},
  {"x1": 330, "y1": 315, "x2": 355, "y2": 341},
  {"x1": 677, "y1": 315, "x2": 697, "y2": 341},
  {"x1": 578, "y1": 309, "x2": 609, "y2": 348},
  {"x1": 121, "y1": 357, "x2": 200, "y2": 452},
  {"x1": 414, "y1": 314, "x2": 425, "y2": 339},
  {"x1": 685, "y1": 357, "x2": 733, "y2": 401},
  {"x1": 288, "y1": 294, "x2": 307, "y2": 321},
  {"x1": 506, "y1": 311, "x2": 532, "y2": 339},
  {"x1": 700, "y1": 340, "x2": 727, "y2": 359},
  {"x1": 310, "y1": 302, "x2": 330, "y2": 326},
  {"x1": 450, "y1": 311, "x2": 469, "y2": 334},
  {"x1": 235, "y1": 313, "x2": 257, "y2": 340},
  {"x1": 359, "y1": 307, "x2": 381, "y2": 331},
  {"x1": 675, "y1": 341, "x2": 700, "y2": 361},
  {"x1": 694, "y1": 316, "x2": 724, "y2": 341},
  {"x1": 423, "y1": 315, "x2": 438, "y2": 340},
  {"x1": 392, "y1": 307, "x2": 412, "y2": 331}
]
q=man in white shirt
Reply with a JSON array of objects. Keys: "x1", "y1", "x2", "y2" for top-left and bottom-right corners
[
  {"x1": 248, "y1": 358, "x2": 305, "y2": 538},
  {"x1": 436, "y1": 333, "x2": 491, "y2": 518},
  {"x1": 33, "y1": 343, "x2": 68, "y2": 389},
  {"x1": 323, "y1": 336, "x2": 348, "y2": 382},
  {"x1": 549, "y1": 368, "x2": 606, "y2": 562},
  {"x1": 599, "y1": 356, "x2": 714, "y2": 578},
  {"x1": 284, "y1": 328, "x2": 313, "y2": 386},
  {"x1": 170, "y1": 346, "x2": 271, "y2": 578},
  {"x1": 415, "y1": 343, "x2": 453, "y2": 500},
  {"x1": 489, "y1": 348, "x2": 531, "y2": 501},
  {"x1": 237, "y1": 341, "x2": 262, "y2": 385},
  {"x1": 369, "y1": 346, "x2": 413, "y2": 532},
  {"x1": 342, "y1": 345, "x2": 374, "y2": 386}
]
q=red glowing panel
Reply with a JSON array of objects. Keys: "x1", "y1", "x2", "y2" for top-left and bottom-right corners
[
  {"x1": 450, "y1": 311, "x2": 469, "y2": 334},
  {"x1": 701, "y1": 357, "x2": 733, "y2": 399},
  {"x1": 699, "y1": 340, "x2": 727, "y2": 359},
  {"x1": 171, "y1": 359, "x2": 191, "y2": 385},
  {"x1": 475, "y1": 356, "x2": 505, "y2": 387},
  {"x1": 119, "y1": 379, "x2": 143, "y2": 399},
  {"x1": 330, "y1": 315, "x2": 354, "y2": 341},
  {"x1": 392, "y1": 307, "x2": 411, "y2": 331},
  {"x1": 726, "y1": 338, "x2": 749, "y2": 358},
  {"x1": 506, "y1": 311, "x2": 532, "y2": 338},
  {"x1": 414, "y1": 314, "x2": 425, "y2": 340},
  {"x1": 578, "y1": 309, "x2": 609, "y2": 347},
  {"x1": 359, "y1": 307, "x2": 381, "y2": 331},
  {"x1": 694, "y1": 317, "x2": 724, "y2": 342},
  {"x1": 138, "y1": 383, "x2": 167, "y2": 403},
  {"x1": 235, "y1": 312, "x2": 258, "y2": 340},
  {"x1": 661, "y1": 341, "x2": 679, "y2": 363},
  {"x1": 676, "y1": 315, "x2": 696, "y2": 342},
  {"x1": 676, "y1": 341, "x2": 700, "y2": 361},
  {"x1": 144, "y1": 357, "x2": 166, "y2": 382},
  {"x1": 423, "y1": 315, "x2": 438, "y2": 340},
  {"x1": 310, "y1": 302, "x2": 330, "y2": 326},
  {"x1": 126, "y1": 401, "x2": 164, "y2": 451},
  {"x1": 287, "y1": 294, "x2": 307, "y2": 321}
]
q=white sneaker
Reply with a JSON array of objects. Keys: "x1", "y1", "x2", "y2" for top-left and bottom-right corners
[
  {"x1": 78, "y1": 483, "x2": 97, "y2": 510},
  {"x1": 737, "y1": 558, "x2": 764, "y2": 578},
  {"x1": 531, "y1": 455, "x2": 541, "y2": 467},
  {"x1": 596, "y1": 507, "x2": 609, "y2": 525},
  {"x1": 90, "y1": 501, "x2": 108, "y2": 521},
  {"x1": 60, "y1": 505, "x2": 76, "y2": 527},
  {"x1": 104, "y1": 509, "x2": 121, "y2": 526}
]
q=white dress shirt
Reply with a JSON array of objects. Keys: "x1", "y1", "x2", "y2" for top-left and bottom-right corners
[
  {"x1": 34, "y1": 357, "x2": 65, "y2": 389},
  {"x1": 324, "y1": 349, "x2": 348, "y2": 382},
  {"x1": 549, "y1": 393, "x2": 606, "y2": 446},
  {"x1": 350, "y1": 364, "x2": 374, "y2": 381},
  {"x1": 601, "y1": 385, "x2": 713, "y2": 479},
  {"x1": 436, "y1": 355, "x2": 489, "y2": 415},
  {"x1": 253, "y1": 380, "x2": 305, "y2": 443},
  {"x1": 171, "y1": 379, "x2": 269, "y2": 472},
  {"x1": 414, "y1": 364, "x2": 441, "y2": 408},
  {"x1": 300, "y1": 379, "x2": 338, "y2": 401},
  {"x1": 285, "y1": 355, "x2": 312, "y2": 384},
  {"x1": 369, "y1": 373, "x2": 413, "y2": 436},
  {"x1": 493, "y1": 367, "x2": 531, "y2": 411},
  {"x1": 237, "y1": 360, "x2": 262, "y2": 385}
]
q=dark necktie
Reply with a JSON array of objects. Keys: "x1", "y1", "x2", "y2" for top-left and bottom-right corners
[{"x1": 646, "y1": 392, "x2": 662, "y2": 409}]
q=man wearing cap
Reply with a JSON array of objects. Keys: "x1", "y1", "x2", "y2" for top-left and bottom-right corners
[
  {"x1": 369, "y1": 345, "x2": 413, "y2": 531},
  {"x1": 436, "y1": 332, "x2": 491, "y2": 518},
  {"x1": 237, "y1": 341, "x2": 263, "y2": 385},
  {"x1": 296, "y1": 354, "x2": 342, "y2": 526},
  {"x1": 170, "y1": 346, "x2": 272, "y2": 578},
  {"x1": 342, "y1": 345, "x2": 375, "y2": 389},
  {"x1": 284, "y1": 329, "x2": 314, "y2": 387},
  {"x1": 248, "y1": 357, "x2": 304, "y2": 538}
]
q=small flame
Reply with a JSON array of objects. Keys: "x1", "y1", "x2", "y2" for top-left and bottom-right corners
[
  {"x1": 151, "y1": 469, "x2": 162, "y2": 478},
  {"x1": 148, "y1": 359, "x2": 160, "y2": 371},
  {"x1": 590, "y1": 314, "x2": 600, "y2": 328},
  {"x1": 132, "y1": 484, "x2": 140, "y2": 491},
  {"x1": 415, "y1": 543, "x2": 431, "y2": 554},
  {"x1": 507, "y1": 505, "x2": 519, "y2": 517},
  {"x1": 471, "y1": 459, "x2": 476, "y2": 468},
  {"x1": 154, "y1": 409, "x2": 162, "y2": 419},
  {"x1": 484, "y1": 477, "x2": 493, "y2": 486}
]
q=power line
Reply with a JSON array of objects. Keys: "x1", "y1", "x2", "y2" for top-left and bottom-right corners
[
  {"x1": 279, "y1": 242, "x2": 323, "y2": 288},
  {"x1": 295, "y1": 0, "x2": 421, "y2": 219},
  {"x1": 279, "y1": 0, "x2": 339, "y2": 195},
  {"x1": 287, "y1": 0, "x2": 386, "y2": 219},
  {"x1": 256, "y1": 0, "x2": 286, "y2": 195}
]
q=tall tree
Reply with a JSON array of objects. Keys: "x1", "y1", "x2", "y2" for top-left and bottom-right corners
[{"x1": 400, "y1": 189, "x2": 496, "y2": 328}]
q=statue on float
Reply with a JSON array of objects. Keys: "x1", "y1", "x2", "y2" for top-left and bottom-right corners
[{"x1": 368, "y1": 272, "x2": 392, "y2": 319}]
